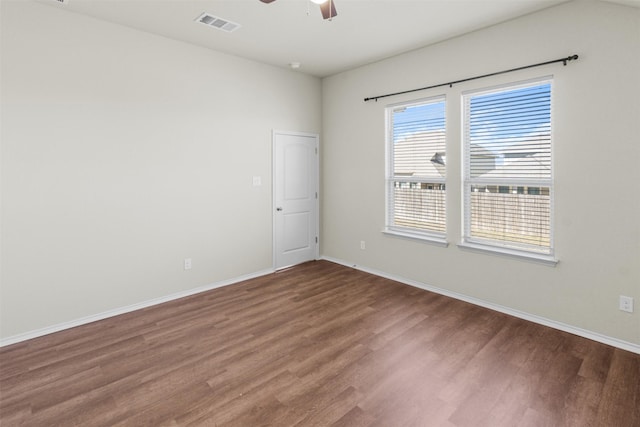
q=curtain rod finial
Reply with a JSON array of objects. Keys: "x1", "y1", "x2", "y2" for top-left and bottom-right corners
[{"x1": 563, "y1": 54, "x2": 579, "y2": 66}]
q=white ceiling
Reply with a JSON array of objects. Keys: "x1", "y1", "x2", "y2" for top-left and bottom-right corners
[{"x1": 35, "y1": 0, "x2": 638, "y2": 77}]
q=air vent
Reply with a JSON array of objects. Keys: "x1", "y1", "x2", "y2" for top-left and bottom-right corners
[{"x1": 195, "y1": 13, "x2": 241, "y2": 33}]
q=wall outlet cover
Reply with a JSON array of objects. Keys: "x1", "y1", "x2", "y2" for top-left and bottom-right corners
[{"x1": 619, "y1": 295, "x2": 634, "y2": 313}]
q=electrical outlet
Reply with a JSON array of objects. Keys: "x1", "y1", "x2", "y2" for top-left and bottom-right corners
[
  {"x1": 184, "y1": 258, "x2": 192, "y2": 270},
  {"x1": 619, "y1": 295, "x2": 634, "y2": 313},
  {"x1": 360, "y1": 241, "x2": 366, "y2": 250}
]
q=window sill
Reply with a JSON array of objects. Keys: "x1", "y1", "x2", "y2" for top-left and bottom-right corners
[
  {"x1": 382, "y1": 229, "x2": 449, "y2": 247},
  {"x1": 457, "y1": 240, "x2": 558, "y2": 266}
]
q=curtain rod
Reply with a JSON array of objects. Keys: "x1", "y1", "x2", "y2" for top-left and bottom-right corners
[{"x1": 363, "y1": 54, "x2": 579, "y2": 103}]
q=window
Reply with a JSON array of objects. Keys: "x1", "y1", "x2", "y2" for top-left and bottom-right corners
[
  {"x1": 462, "y1": 79, "x2": 553, "y2": 257},
  {"x1": 386, "y1": 96, "x2": 446, "y2": 242}
]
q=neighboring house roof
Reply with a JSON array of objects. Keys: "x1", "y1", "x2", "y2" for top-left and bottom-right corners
[
  {"x1": 394, "y1": 130, "x2": 550, "y2": 181},
  {"x1": 393, "y1": 130, "x2": 446, "y2": 179},
  {"x1": 474, "y1": 152, "x2": 550, "y2": 180}
]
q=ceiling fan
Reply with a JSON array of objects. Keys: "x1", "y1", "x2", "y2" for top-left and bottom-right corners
[{"x1": 259, "y1": 0, "x2": 337, "y2": 21}]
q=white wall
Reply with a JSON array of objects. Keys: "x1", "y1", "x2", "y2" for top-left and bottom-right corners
[
  {"x1": 322, "y1": 1, "x2": 640, "y2": 346},
  {"x1": 0, "y1": 1, "x2": 321, "y2": 339}
]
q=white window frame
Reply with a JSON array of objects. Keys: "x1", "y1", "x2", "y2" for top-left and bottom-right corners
[
  {"x1": 384, "y1": 95, "x2": 448, "y2": 246},
  {"x1": 459, "y1": 77, "x2": 557, "y2": 265}
]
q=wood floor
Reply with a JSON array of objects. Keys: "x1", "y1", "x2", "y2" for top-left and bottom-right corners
[{"x1": 1, "y1": 261, "x2": 639, "y2": 427}]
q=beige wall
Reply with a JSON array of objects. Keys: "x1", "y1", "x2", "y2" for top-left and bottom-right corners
[
  {"x1": 321, "y1": 1, "x2": 640, "y2": 346},
  {"x1": 0, "y1": 1, "x2": 321, "y2": 339}
]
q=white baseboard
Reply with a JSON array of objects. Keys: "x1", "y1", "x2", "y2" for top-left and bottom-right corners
[
  {"x1": 0, "y1": 268, "x2": 275, "y2": 348},
  {"x1": 4, "y1": 259, "x2": 638, "y2": 355},
  {"x1": 322, "y1": 256, "x2": 640, "y2": 355}
]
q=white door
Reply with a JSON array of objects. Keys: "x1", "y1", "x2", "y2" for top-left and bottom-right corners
[{"x1": 273, "y1": 131, "x2": 319, "y2": 270}]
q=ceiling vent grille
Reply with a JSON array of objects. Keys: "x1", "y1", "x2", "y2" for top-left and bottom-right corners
[{"x1": 195, "y1": 13, "x2": 241, "y2": 33}]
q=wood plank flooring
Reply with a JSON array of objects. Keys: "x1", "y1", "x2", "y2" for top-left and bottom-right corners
[{"x1": 1, "y1": 260, "x2": 639, "y2": 426}]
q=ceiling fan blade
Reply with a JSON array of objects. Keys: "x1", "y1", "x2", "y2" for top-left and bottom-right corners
[
  {"x1": 259, "y1": 0, "x2": 276, "y2": 3},
  {"x1": 319, "y1": 0, "x2": 337, "y2": 20}
]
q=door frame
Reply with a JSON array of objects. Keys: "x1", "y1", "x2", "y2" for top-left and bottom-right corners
[{"x1": 272, "y1": 129, "x2": 320, "y2": 270}]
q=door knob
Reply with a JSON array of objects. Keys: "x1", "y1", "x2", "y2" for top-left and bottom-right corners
[{"x1": 276, "y1": 207, "x2": 283, "y2": 211}]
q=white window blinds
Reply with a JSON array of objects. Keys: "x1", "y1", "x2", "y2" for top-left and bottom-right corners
[
  {"x1": 463, "y1": 79, "x2": 553, "y2": 255},
  {"x1": 386, "y1": 97, "x2": 446, "y2": 238}
]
